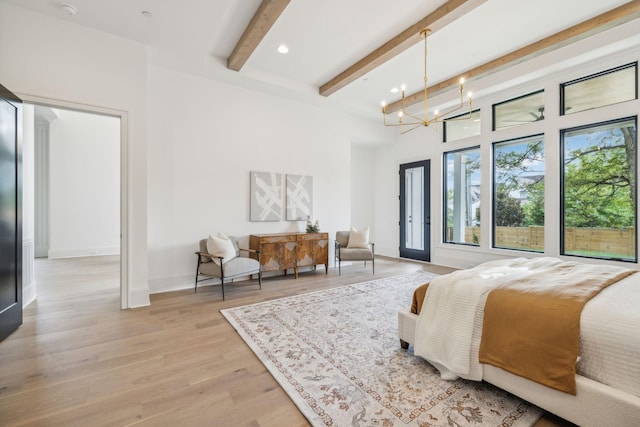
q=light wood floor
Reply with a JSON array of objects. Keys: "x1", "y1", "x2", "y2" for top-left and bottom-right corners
[{"x1": 0, "y1": 256, "x2": 574, "y2": 426}]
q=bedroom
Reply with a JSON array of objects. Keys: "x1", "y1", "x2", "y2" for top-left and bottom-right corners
[{"x1": 1, "y1": 0, "x2": 639, "y2": 425}]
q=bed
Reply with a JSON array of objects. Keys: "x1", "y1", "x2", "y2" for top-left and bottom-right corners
[{"x1": 397, "y1": 257, "x2": 640, "y2": 427}]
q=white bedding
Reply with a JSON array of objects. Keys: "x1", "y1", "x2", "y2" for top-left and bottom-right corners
[
  {"x1": 413, "y1": 257, "x2": 640, "y2": 398},
  {"x1": 578, "y1": 273, "x2": 640, "y2": 397}
]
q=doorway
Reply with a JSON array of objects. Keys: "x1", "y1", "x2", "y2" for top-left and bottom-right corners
[
  {"x1": 21, "y1": 95, "x2": 129, "y2": 309},
  {"x1": 399, "y1": 160, "x2": 431, "y2": 262}
]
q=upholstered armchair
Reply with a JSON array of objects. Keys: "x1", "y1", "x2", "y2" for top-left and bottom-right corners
[
  {"x1": 194, "y1": 234, "x2": 261, "y2": 300},
  {"x1": 334, "y1": 228, "x2": 375, "y2": 275}
]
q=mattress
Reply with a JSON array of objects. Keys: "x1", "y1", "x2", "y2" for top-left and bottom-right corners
[{"x1": 577, "y1": 272, "x2": 640, "y2": 397}]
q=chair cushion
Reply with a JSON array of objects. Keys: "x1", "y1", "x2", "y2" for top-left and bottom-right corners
[
  {"x1": 336, "y1": 231, "x2": 350, "y2": 247},
  {"x1": 199, "y1": 239, "x2": 212, "y2": 262},
  {"x1": 339, "y1": 247, "x2": 374, "y2": 261},
  {"x1": 207, "y1": 233, "x2": 237, "y2": 265},
  {"x1": 347, "y1": 226, "x2": 370, "y2": 248},
  {"x1": 199, "y1": 256, "x2": 260, "y2": 278}
]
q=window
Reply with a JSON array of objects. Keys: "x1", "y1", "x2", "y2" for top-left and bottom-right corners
[
  {"x1": 444, "y1": 147, "x2": 481, "y2": 245},
  {"x1": 561, "y1": 117, "x2": 637, "y2": 261},
  {"x1": 561, "y1": 63, "x2": 637, "y2": 115},
  {"x1": 493, "y1": 91, "x2": 545, "y2": 131},
  {"x1": 493, "y1": 135, "x2": 545, "y2": 252},
  {"x1": 443, "y1": 109, "x2": 481, "y2": 142}
]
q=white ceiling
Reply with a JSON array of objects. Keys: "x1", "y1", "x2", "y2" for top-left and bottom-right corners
[{"x1": 6, "y1": 0, "x2": 638, "y2": 119}]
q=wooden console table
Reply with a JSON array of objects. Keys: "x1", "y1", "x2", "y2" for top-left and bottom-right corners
[{"x1": 249, "y1": 232, "x2": 329, "y2": 278}]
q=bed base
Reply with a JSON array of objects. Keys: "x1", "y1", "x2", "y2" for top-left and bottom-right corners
[{"x1": 398, "y1": 309, "x2": 640, "y2": 427}]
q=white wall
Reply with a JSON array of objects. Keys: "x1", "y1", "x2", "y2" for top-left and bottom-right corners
[
  {"x1": 350, "y1": 145, "x2": 376, "y2": 235},
  {"x1": 48, "y1": 109, "x2": 120, "y2": 258},
  {"x1": 146, "y1": 66, "x2": 385, "y2": 292},
  {"x1": 21, "y1": 104, "x2": 37, "y2": 307},
  {"x1": 372, "y1": 21, "x2": 640, "y2": 270},
  {"x1": 0, "y1": 2, "x2": 149, "y2": 307}
]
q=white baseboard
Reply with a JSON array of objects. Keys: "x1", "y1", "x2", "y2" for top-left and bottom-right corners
[
  {"x1": 23, "y1": 238, "x2": 37, "y2": 308},
  {"x1": 149, "y1": 272, "x2": 261, "y2": 295},
  {"x1": 23, "y1": 281, "x2": 38, "y2": 308},
  {"x1": 149, "y1": 273, "x2": 197, "y2": 294},
  {"x1": 48, "y1": 246, "x2": 120, "y2": 259},
  {"x1": 129, "y1": 286, "x2": 151, "y2": 308}
]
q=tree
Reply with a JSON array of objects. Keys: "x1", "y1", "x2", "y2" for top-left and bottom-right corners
[
  {"x1": 495, "y1": 186, "x2": 525, "y2": 226},
  {"x1": 563, "y1": 123, "x2": 636, "y2": 228},
  {"x1": 494, "y1": 140, "x2": 544, "y2": 227},
  {"x1": 522, "y1": 179, "x2": 544, "y2": 226}
]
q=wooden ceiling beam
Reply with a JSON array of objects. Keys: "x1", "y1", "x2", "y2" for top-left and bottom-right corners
[
  {"x1": 384, "y1": 0, "x2": 640, "y2": 114},
  {"x1": 319, "y1": 0, "x2": 487, "y2": 97},
  {"x1": 227, "y1": 0, "x2": 291, "y2": 71}
]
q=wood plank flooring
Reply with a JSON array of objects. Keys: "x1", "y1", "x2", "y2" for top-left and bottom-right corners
[{"x1": 0, "y1": 256, "x2": 573, "y2": 426}]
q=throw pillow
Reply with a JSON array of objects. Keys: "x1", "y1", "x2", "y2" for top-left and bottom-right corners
[
  {"x1": 347, "y1": 226, "x2": 370, "y2": 248},
  {"x1": 207, "y1": 233, "x2": 237, "y2": 265},
  {"x1": 217, "y1": 232, "x2": 240, "y2": 256}
]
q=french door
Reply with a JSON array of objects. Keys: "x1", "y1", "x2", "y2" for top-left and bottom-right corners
[{"x1": 399, "y1": 160, "x2": 430, "y2": 262}]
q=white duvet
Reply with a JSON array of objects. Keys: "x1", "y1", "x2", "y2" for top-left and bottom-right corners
[{"x1": 413, "y1": 257, "x2": 640, "y2": 397}]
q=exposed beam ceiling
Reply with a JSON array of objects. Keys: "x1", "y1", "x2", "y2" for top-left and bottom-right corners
[
  {"x1": 318, "y1": 0, "x2": 487, "y2": 97},
  {"x1": 227, "y1": 0, "x2": 291, "y2": 71},
  {"x1": 383, "y1": 0, "x2": 640, "y2": 114}
]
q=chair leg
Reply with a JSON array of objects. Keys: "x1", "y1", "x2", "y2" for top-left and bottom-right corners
[
  {"x1": 338, "y1": 259, "x2": 341, "y2": 275},
  {"x1": 372, "y1": 256, "x2": 375, "y2": 275},
  {"x1": 258, "y1": 271, "x2": 262, "y2": 289},
  {"x1": 194, "y1": 258, "x2": 201, "y2": 293},
  {"x1": 221, "y1": 279, "x2": 225, "y2": 301}
]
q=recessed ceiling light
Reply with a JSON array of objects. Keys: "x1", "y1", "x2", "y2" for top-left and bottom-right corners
[
  {"x1": 141, "y1": 10, "x2": 153, "y2": 18},
  {"x1": 60, "y1": 3, "x2": 78, "y2": 16},
  {"x1": 277, "y1": 44, "x2": 289, "y2": 54},
  {"x1": 390, "y1": 87, "x2": 399, "y2": 94}
]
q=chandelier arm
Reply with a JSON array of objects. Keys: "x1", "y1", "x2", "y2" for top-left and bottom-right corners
[
  {"x1": 439, "y1": 95, "x2": 473, "y2": 120},
  {"x1": 400, "y1": 123, "x2": 425, "y2": 134},
  {"x1": 383, "y1": 119, "x2": 424, "y2": 128},
  {"x1": 435, "y1": 84, "x2": 464, "y2": 118},
  {"x1": 443, "y1": 111, "x2": 474, "y2": 121},
  {"x1": 437, "y1": 102, "x2": 464, "y2": 120},
  {"x1": 398, "y1": 89, "x2": 426, "y2": 123},
  {"x1": 403, "y1": 111, "x2": 425, "y2": 122}
]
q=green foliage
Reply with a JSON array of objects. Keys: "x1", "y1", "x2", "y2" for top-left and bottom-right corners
[
  {"x1": 495, "y1": 186, "x2": 525, "y2": 226},
  {"x1": 563, "y1": 126, "x2": 636, "y2": 228},
  {"x1": 494, "y1": 139, "x2": 544, "y2": 228},
  {"x1": 523, "y1": 180, "x2": 544, "y2": 226}
]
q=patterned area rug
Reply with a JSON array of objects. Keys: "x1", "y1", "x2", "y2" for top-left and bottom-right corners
[{"x1": 221, "y1": 272, "x2": 542, "y2": 426}]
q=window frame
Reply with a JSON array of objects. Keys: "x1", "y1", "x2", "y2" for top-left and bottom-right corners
[
  {"x1": 492, "y1": 90, "x2": 545, "y2": 131},
  {"x1": 443, "y1": 145, "x2": 481, "y2": 246},
  {"x1": 492, "y1": 134, "x2": 545, "y2": 253},
  {"x1": 442, "y1": 109, "x2": 481, "y2": 143},
  {"x1": 560, "y1": 62, "x2": 638, "y2": 116},
  {"x1": 560, "y1": 116, "x2": 638, "y2": 262}
]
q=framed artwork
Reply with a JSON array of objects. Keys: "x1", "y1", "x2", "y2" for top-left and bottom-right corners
[
  {"x1": 250, "y1": 171, "x2": 283, "y2": 221},
  {"x1": 286, "y1": 174, "x2": 313, "y2": 221}
]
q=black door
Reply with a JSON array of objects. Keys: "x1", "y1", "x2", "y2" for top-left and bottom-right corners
[
  {"x1": 0, "y1": 83, "x2": 22, "y2": 341},
  {"x1": 400, "y1": 160, "x2": 430, "y2": 262}
]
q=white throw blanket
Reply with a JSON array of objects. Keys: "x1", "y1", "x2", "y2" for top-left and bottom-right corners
[{"x1": 414, "y1": 257, "x2": 567, "y2": 380}]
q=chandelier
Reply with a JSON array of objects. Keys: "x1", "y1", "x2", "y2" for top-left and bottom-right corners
[{"x1": 381, "y1": 29, "x2": 473, "y2": 134}]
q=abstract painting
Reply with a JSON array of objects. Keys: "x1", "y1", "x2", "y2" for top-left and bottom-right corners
[
  {"x1": 250, "y1": 171, "x2": 283, "y2": 221},
  {"x1": 286, "y1": 174, "x2": 313, "y2": 221}
]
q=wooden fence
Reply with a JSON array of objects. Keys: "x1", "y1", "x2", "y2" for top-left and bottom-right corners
[{"x1": 457, "y1": 226, "x2": 635, "y2": 257}]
